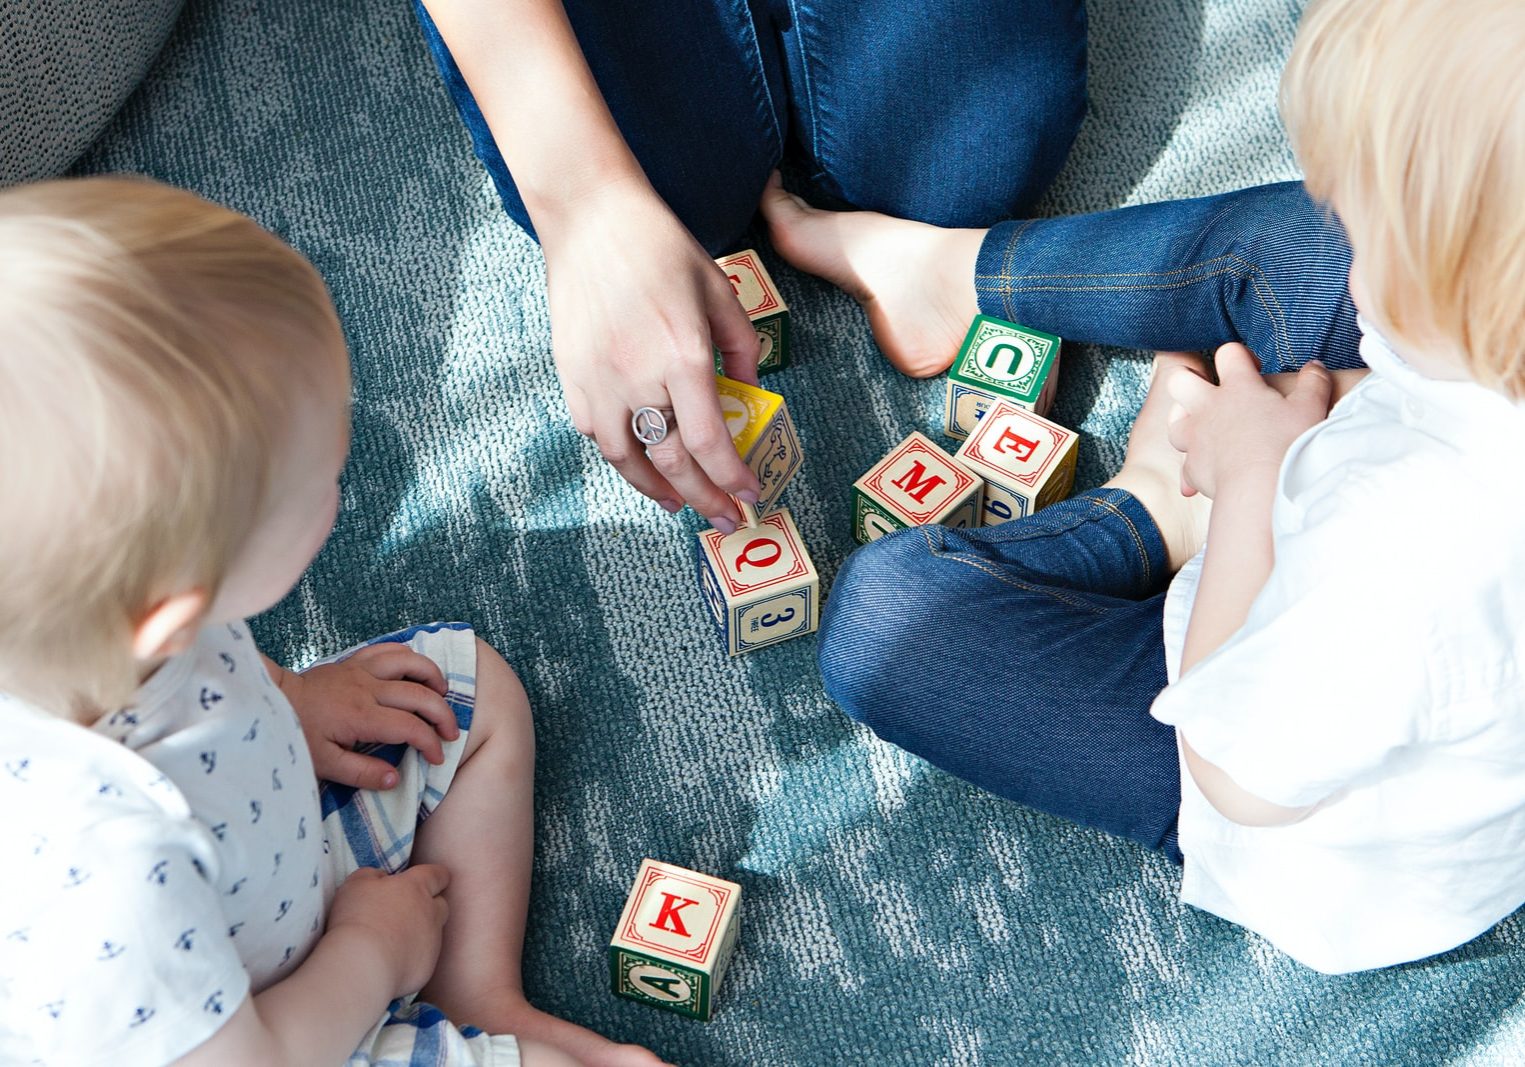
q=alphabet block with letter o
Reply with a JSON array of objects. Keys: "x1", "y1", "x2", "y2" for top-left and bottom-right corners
[
  {"x1": 696, "y1": 507, "x2": 819, "y2": 655},
  {"x1": 944, "y1": 314, "x2": 1062, "y2": 440},
  {"x1": 850, "y1": 431, "x2": 983, "y2": 545},
  {"x1": 716, "y1": 249, "x2": 791, "y2": 375},
  {"x1": 954, "y1": 400, "x2": 1078, "y2": 525},
  {"x1": 610, "y1": 858, "x2": 742, "y2": 1022},
  {"x1": 717, "y1": 375, "x2": 803, "y2": 514}
]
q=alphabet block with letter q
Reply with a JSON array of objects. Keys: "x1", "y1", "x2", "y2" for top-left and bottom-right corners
[
  {"x1": 715, "y1": 248, "x2": 791, "y2": 375},
  {"x1": 717, "y1": 375, "x2": 803, "y2": 514},
  {"x1": 696, "y1": 507, "x2": 819, "y2": 655},
  {"x1": 953, "y1": 400, "x2": 1078, "y2": 525},
  {"x1": 850, "y1": 431, "x2": 983, "y2": 545},
  {"x1": 610, "y1": 859, "x2": 742, "y2": 1022},
  {"x1": 944, "y1": 314, "x2": 1062, "y2": 440}
]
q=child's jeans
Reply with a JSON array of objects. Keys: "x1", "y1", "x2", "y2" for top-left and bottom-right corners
[
  {"x1": 817, "y1": 489, "x2": 1184, "y2": 863},
  {"x1": 414, "y1": 2, "x2": 1360, "y2": 371}
]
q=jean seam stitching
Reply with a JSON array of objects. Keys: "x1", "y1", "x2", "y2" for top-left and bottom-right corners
[
  {"x1": 1086, "y1": 493, "x2": 1153, "y2": 585},
  {"x1": 936, "y1": 551, "x2": 1110, "y2": 614},
  {"x1": 991, "y1": 219, "x2": 1038, "y2": 322},
  {"x1": 782, "y1": 0, "x2": 822, "y2": 164},
  {"x1": 737, "y1": 1, "x2": 783, "y2": 162}
]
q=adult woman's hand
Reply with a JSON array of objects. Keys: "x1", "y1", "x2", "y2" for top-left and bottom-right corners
[{"x1": 541, "y1": 178, "x2": 762, "y2": 530}]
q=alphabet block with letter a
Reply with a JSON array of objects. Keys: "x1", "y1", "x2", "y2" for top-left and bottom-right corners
[
  {"x1": 610, "y1": 858, "x2": 742, "y2": 1022},
  {"x1": 716, "y1": 249, "x2": 791, "y2": 375},
  {"x1": 696, "y1": 507, "x2": 819, "y2": 655},
  {"x1": 953, "y1": 400, "x2": 1078, "y2": 525},
  {"x1": 717, "y1": 375, "x2": 803, "y2": 514},
  {"x1": 849, "y1": 431, "x2": 983, "y2": 545},
  {"x1": 944, "y1": 314, "x2": 1062, "y2": 440}
]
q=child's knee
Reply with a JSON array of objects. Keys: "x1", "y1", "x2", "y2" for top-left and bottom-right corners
[
  {"x1": 818, "y1": 529, "x2": 949, "y2": 736},
  {"x1": 468, "y1": 636, "x2": 533, "y2": 749}
]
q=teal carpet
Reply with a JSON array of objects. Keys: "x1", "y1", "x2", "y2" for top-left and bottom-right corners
[{"x1": 74, "y1": 1, "x2": 1525, "y2": 1063}]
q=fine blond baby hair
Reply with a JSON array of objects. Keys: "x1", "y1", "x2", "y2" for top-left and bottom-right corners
[
  {"x1": 1280, "y1": 0, "x2": 1525, "y2": 395},
  {"x1": 0, "y1": 177, "x2": 344, "y2": 721}
]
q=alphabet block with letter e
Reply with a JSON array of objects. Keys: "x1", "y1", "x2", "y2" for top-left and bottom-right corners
[
  {"x1": 717, "y1": 374, "x2": 803, "y2": 514},
  {"x1": 716, "y1": 249, "x2": 791, "y2": 375},
  {"x1": 696, "y1": 507, "x2": 819, "y2": 655},
  {"x1": 610, "y1": 859, "x2": 742, "y2": 1022},
  {"x1": 850, "y1": 431, "x2": 983, "y2": 545},
  {"x1": 944, "y1": 314, "x2": 1062, "y2": 440},
  {"x1": 953, "y1": 399, "x2": 1078, "y2": 525}
]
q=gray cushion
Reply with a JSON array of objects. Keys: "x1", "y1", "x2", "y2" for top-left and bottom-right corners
[{"x1": 0, "y1": 0, "x2": 184, "y2": 185}]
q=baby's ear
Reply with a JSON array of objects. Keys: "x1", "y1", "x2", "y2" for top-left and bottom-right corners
[{"x1": 132, "y1": 590, "x2": 211, "y2": 662}]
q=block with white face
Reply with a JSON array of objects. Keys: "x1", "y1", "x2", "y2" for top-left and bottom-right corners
[
  {"x1": 849, "y1": 431, "x2": 983, "y2": 545},
  {"x1": 696, "y1": 507, "x2": 819, "y2": 655},
  {"x1": 717, "y1": 249, "x2": 792, "y2": 375},
  {"x1": 717, "y1": 375, "x2": 803, "y2": 514},
  {"x1": 943, "y1": 314, "x2": 1062, "y2": 440},
  {"x1": 953, "y1": 400, "x2": 1078, "y2": 525}
]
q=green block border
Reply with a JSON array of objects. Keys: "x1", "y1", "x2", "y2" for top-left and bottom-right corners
[
  {"x1": 755, "y1": 312, "x2": 791, "y2": 375},
  {"x1": 851, "y1": 487, "x2": 907, "y2": 545},
  {"x1": 948, "y1": 314, "x2": 1059, "y2": 403},
  {"x1": 609, "y1": 946, "x2": 712, "y2": 1021}
]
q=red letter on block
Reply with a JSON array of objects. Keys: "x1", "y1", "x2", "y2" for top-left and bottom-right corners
[
  {"x1": 650, "y1": 892, "x2": 700, "y2": 937},
  {"x1": 890, "y1": 461, "x2": 946, "y2": 503},
  {"x1": 993, "y1": 428, "x2": 1038, "y2": 463},
  {"x1": 735, "y1": 537, "x2": 782, "y2": 571}
]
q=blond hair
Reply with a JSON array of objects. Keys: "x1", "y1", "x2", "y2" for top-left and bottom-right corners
[
  {"x1": 0, "y1": 177, "x2": 345, "y2": 721},
  {"x1": 1281, "y1": 0, "x2": 1525, "y2": 395}
]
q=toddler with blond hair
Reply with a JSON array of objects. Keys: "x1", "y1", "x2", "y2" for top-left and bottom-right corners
[
  {"x1": 0, "y1": 178, "x2": 666, "y2": 1066},
  {"x1": 801, "y1": 0, "x2": 1525, "y2": 972}
]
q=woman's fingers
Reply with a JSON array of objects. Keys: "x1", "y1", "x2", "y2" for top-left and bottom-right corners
[{"x1": 592, "y1": 402, "x2": 683, "y2": 511}]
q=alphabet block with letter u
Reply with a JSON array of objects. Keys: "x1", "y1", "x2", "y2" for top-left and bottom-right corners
[
  {"x1": 954, "y1": 399, "x2": 1078, "y2": 525},
  {"x1": 697, "y1": 507, "x2": 819, "y2": 655},
  {"x1": 850, "y1": 431, "x2": 983, "y2": 545},
  {"x1": 610, "y1": 858, "x2": 743, "y2": 1021},
  {"x1": 943, "y1": 314, "x2": 1062, "y2": 440}
]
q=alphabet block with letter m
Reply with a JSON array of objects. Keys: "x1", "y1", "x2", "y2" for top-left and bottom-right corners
[
  {"x1": 715, "y1": 248, "x2": 792, "y2": 375},
  {"x1": 610, "y1": 859, "x2": 743, "y2": 1022},
  {"x1": 943, "y1": 314, "x2": 1062, "y2": 440},
  {"x1": 850, "y1": 431, "x2": 983, "y2": 545},
  {"x1": 696, "y1": 507, "x2": 819, "y2": 655},
  {"x1": 954, "y1": 400, "x2": 1078, "y2": 525}
]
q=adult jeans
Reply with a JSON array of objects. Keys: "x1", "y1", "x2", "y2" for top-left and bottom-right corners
[
  {"x1": 415, "y1": 3, "x2": 1359, "y2": 370},
  {"x1": 817, "y1": 489, "x2": 1184, "y2": 862}
]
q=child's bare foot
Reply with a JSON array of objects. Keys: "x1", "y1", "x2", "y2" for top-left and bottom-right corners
[
  {"x1": 1104, "y1": 352, "x2": 1215, "y2": 572},
  {"x1": 473, "y1": 991, "x2": 673, "y2": 1067},
  {"x1": 759, "y1": 172, "x2": 984, "y2": 378}
]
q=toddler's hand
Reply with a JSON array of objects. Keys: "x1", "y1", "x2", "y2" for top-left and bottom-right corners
[
  {"x1": 280, "y1": 644, "x2": 459, "y2": 790},
  {"x1": 327, "y1": 865, "x2": 450, "y2": 1000},
  {"x1": 1167, "y1": 343, "x2": 1334, "y2": 499}
]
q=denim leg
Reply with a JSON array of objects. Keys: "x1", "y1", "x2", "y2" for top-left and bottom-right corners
[
  {"x1": 780, "y1": 0, "x2": 1088, "y2": 226},
  {"x1": 818, "y1": 490, "x2": 1182, "y2": 859},
  {"x1": 976, "y1": 181, "x2": 1362, "y2": 371},
  {"x1": 412, "y1": 0, "x2": 786, "y2": 255}
]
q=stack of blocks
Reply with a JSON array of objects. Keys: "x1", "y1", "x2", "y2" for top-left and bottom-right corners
[
  {"x1": 853, "y1": 314, "x2": 1079, "y2": 544},
  {"x1": 695, "y1": 250, "x2": 820, "y2": 656},
  {"x1": 610, "y1": 859, "x2": 742, "y2": 1022}
]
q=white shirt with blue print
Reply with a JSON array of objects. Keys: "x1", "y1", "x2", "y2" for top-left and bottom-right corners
[{"x1": 0, "y1": 621, "x2": 330, "y2": 1066}]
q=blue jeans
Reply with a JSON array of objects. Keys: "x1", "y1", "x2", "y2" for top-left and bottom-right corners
[
  {"x1": 818, "y1": 489, "x2": 1184, "y2": 862},
  {"x1": 415, "y1": 5, "x2": 1360, "y2": 370}
]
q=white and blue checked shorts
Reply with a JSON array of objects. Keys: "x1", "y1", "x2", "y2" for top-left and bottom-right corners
[{"x1": 316, "y1": 622, "x2": 521, "y2": 1067}]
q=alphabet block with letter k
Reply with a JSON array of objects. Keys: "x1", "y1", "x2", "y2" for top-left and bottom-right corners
[
  {"x1": 954, "y1": 399, "x2": 1078, "y2": 526},
  {"x1": 849, "y1": 431, "x2": 983, "y2": 545},
  {"x1": 610, "y1": 858, "x2": 743, "y2": 1021},
  {"x1": 696, "y1": 507, "x2": 820, "y2": 655},
  {"x1": 943, "y1": 314, "x2": 1062, "y2": 440}
]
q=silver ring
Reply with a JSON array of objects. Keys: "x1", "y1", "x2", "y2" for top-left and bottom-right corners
[{"x1": 631, "y1": 406, "x2": 674, "y2": 446}]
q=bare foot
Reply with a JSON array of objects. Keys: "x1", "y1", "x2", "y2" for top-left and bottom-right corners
[
  {"x1": 472, "y1": 992, "x2": 673, "y2": 1067},
  {"x1": 1104, "y1": 353, "x2": 1215, "y2": 572},
  {"x1": 759, "y1": 172, "x2": 984, "y2": 378}
]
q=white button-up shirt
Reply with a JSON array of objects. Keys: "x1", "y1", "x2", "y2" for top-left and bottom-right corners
[{"x1": 1153, "y1": 322, "x2": 1525, "y2": 973}]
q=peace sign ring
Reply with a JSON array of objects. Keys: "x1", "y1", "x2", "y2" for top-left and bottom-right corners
[{"x1": 631, "y1": 406, "x2": 675, "y2": 446}]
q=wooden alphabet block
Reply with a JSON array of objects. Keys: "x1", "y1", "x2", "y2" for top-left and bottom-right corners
[
  {"x1": 953, "y1": 400, "x2": 1078, "y2": 525},
  {"x1": 610, "y1": 859, "x2": 742, "y2": 1022},
  {"x1": 717, "y1": 374, "x2": 802, "y2": 513},
  {"x1": 716, "y1": 249, "x2": 791, "y2": 375},
  {"x1": 944, "y1": 314, "x2": 1062, "y2": 440},
  {"x1": 696, "y1": 507, "x2": 819, "y2": 655},
  {"x1": 850, "y1": 431, "x2": 983, "y2": 545}
]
